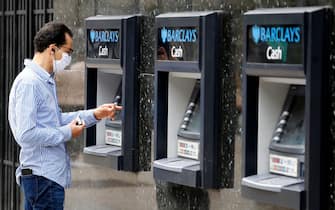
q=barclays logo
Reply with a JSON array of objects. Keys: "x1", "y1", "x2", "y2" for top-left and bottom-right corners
[
  {"x1": 161, "y1": 27, "x2": 197, "y2": 43},
  {"x1": 90, "y1": 29, "x2": 119, "y2": 43},
  {"x1": 251, "y1": 25, "x2": 301, "y2": 44}
]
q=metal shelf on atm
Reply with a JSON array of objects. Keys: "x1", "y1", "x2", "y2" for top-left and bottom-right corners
[
  {"x1": 242, "y1": 173, "x2": 304, "y2": 192},
  {"x1": 241, "y1": 182, "x2": 305, "y2": 210},
  {"x1": 83, "y1": 145, "x2": 123, "y2": 170},
  {"x1": 153, "y1": 157, "x2": 201, "y2": 187},
  {"x1": 154, "y1": 157, "x2": 199, "y2": 172},
  {"x1": 241, "y1": 173, "x2": 305, "y2": 210},
  {"x1": 83, "y1": 144, "x2": 121, "y2": 156}
]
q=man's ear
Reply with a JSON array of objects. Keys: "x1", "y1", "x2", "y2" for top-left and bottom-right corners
[{"x1": 49, "y1": 44, "x2": 56, "y2": 54}]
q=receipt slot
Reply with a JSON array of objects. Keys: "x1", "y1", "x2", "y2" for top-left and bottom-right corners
[
  {"x1": 153, "y1": 11, "x2": 234, "y2": 189},
  {"x1": 241, "y1": 7, "x2": 332, "y2": 210},
  {"x1": 83, "y1": 15, "x2": 144, "y2": 171}
]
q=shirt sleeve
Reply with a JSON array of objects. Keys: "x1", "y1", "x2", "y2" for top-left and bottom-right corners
[
  {"x1": 14, "y1": 82, "x2": 72, "y2": 148},
  {"x1": 59, "y1": 109, "x2": 99, "y2": 128}
]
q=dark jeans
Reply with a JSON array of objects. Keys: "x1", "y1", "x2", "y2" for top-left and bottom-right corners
[{"x1": 21, "y1": 175, "x2": 65, "y2": 210}]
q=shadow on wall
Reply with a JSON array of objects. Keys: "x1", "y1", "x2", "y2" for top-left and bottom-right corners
[
  {"x1": 55, "y1": 62, "x2": 86, "y2": 161},
  {"x1": 55, "y1": 61, "x2": 85, "y2": 106}
]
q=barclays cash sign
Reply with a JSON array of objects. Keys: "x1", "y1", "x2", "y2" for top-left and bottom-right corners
[
  {"x1": 160, "y1": 27, "x2": 197, "y2": 43},
  {"x1": 89, "y1": 29, "x2": 119, "y2": 43},
  {"x1": 251, "y1": 25, "x2": 301, "y2": 44}
]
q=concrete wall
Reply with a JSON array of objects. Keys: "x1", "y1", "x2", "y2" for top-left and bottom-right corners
[{"x1": 53, "y1": 0, "x2": 335, "y2": 210}]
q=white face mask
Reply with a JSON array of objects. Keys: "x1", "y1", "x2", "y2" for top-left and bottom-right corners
[{"x1": 53, "y1": 52, "x2": 71, "y2": 73}]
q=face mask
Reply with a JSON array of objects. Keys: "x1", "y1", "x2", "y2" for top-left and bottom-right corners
[{"x1": 53, "y1": 52, "x2": 71, "y2": 73}]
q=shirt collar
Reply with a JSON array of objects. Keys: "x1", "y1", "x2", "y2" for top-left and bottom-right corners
[{"x1": 24, "y1": 59, "x2": 55, "y2": 85}]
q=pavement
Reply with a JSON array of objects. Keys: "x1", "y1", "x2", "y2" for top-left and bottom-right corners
[{"x1": 65, "y1": 154, "x2": 157, "y2": 210}]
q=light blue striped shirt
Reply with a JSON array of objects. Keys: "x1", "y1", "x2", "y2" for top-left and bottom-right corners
[{"x1": 8, "y1": 59, "x2": 98, "y2": 188}]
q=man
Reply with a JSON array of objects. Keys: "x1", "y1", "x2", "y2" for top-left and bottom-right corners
[{"x1": 8, "y1": 22, "x2": 121, "y2": 210}]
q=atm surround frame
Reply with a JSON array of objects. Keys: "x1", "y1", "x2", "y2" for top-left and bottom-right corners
[
  {"x1": 242, "y1": 7, "x2": 332, "y2": 210},
  {"x1": 154, "y1": 11, "x2": 230, "y2": 189},
  {"x1": 84, "y1": 15, "x2": 142, "y2": 172}
]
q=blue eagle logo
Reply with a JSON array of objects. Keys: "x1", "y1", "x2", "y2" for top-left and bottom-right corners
[
  {"x1": 161, "y1": 27, "x2": 168, "y2": 43},
  {"x1": 252, "y1": 25, "x2": 260, "y2": 44},
  {"x1": 90, "y1": 30, "x2": 95, "y2": 43}
]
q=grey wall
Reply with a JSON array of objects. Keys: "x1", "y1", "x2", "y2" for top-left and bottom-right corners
[{"x1": 53, "y1": 0, "x2": 335, "y2": 210}]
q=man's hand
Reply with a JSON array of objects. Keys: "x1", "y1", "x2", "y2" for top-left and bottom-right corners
[
  {"x1": 94, "y1": 103, "x2": 123, "y2": 120},
  {"x1": 69, "y1": 119, "x2": 86, "y2": 138}
]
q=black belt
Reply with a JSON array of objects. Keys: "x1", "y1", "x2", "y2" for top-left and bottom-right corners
[{"x1": 21, "y1": 168, "x2": 33, "y2": 176}]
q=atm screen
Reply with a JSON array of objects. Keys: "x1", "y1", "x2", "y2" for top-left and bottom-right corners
[
  {"x1": 270, "y1": 85, "x2": 305, "y2": 154},
  {"x1": 278, "y1": 95, "x2": 304, "y2": 146},
  {"x1": 157, "y1": 27, "x2": 199, "y2": 62},
  {"x1": 87, "y1": 28, "x2": 121, "y2": 59},
  {"x1": 183, "y1": 102, "x2": 201, "y2": 134},
  {"x1": 178, "y1": 80, "x2": 201, "y2": 139},
  {"x1": 111, "y1": 81, "x2": 122, "y2": 121},
  {"x1": 246, "y1": 25, "x2": 303, "y2": 64}
]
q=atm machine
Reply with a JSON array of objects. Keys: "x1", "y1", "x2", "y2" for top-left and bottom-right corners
[
  {"x1": 153, "y1": 11, "x2": 235, "y2": 189},
  {"x1": 82, "y1": 15, "x2": 150, "y2": 172},
  {"x1": 241, "y1": 7, "x2": 332, "y2": 210}
]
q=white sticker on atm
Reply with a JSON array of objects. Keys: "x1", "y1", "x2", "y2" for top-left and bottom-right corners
[
  {"x1": 105, "y1": 129, "x2": 122, "y2": 146},
  {"x1": 269, "y1": 154, "x2": 299, "y2": 177},
  {"x1": 177, "y1": 139, "x2": 199, "y2": 160}
]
